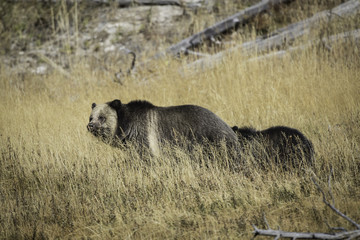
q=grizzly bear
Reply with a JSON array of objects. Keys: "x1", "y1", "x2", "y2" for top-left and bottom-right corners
[
  {"x1": 87, "y1": 99, "x2": 238, "y2": 156},
  {"x1": 232, "y1": 125, "x2": 314, "y2": 170}
]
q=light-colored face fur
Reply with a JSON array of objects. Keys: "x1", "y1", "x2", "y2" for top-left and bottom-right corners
[{"x1": 87, "y1": 103, "x2": 118, "y2": 141}]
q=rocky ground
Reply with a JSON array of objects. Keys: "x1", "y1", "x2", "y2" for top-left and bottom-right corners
[
  {"x1": 0, "y1": 0, "x2": 348, "y2": 77},
  {"x1": 0, "y1": 0, "x2": 260, "y2": 76}
]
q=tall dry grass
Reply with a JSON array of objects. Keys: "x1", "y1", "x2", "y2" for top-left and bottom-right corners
[{"x1": 1, "y1": 28, "x2": 360, "y2": 239}]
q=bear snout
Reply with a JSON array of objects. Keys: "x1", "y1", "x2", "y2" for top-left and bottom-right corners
[{"x1": 87, "y1": 122, "x2": 96, "y2": 132}]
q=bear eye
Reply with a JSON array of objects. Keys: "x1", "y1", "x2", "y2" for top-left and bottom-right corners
[
  {"x1": 89, "y1": 117, "x2": 93, "y2": 122},
  {"x1": 99, "y1": 116, "x2": 106, "y2": 123}
]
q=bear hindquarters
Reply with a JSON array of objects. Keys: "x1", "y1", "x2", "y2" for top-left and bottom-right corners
[{"x1": 260, "y1": 126, "x2": 315, "y2": 170}]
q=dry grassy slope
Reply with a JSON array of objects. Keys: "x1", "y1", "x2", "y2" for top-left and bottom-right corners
[
  {"x1": 1, "y1": 1, "x2": 360, "y2": 239},
  {"x1": 1, "y1": 34, "x2": 360, "y2": 239}
]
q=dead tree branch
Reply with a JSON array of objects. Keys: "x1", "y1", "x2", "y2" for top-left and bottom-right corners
[
  {"x1": 311, "y1": 172, "x2": 360, "y2": 230},
  {"x1": 187, "y1": 0, "x2": 360, "y2": 71},
  {"x1": 245, "y1": 29, "x2": 360, "y2": 62},
  {"x1": 252, "y1": 170, "x2": 360, "y2": 239},
  {"x1": 253, "y1": 226, "x2": 360, "y2": 239},
  {"x1": 114, "y1": 48, "x2": 137, "y2": 84},
  {"x1": 152, "y1": 0, "x2": 295, "y2": 59}
]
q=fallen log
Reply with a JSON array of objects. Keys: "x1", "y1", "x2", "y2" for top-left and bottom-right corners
[
  {"x1": 186, "y1": 29, "x2": 360, "y2": 72},
  {"x1": 187, "y1": 0, "x2": 360, "y2": 71},
  {"x1": 242, "y1": 0, "x2": 360, "y2": 53},
  {"x1": 153, "y1": 0, "x2": 295, "y2": 59},
  {"x1": 246, "y1": 29, "x2": 360, "y2": 62}
]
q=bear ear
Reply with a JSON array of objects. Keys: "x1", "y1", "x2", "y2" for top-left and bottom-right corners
[
  {"x1": 232, "y1": 126, "x2": 239, "y2": 131},
  {"x1": 91, "y1": 103, "x2": 96, "y2": 109},
  {"x1": 108, "y1": 99, "x2": 122, "y2": 110}
]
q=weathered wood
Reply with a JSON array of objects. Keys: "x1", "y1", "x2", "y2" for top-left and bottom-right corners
[
  {"x1": 252, "y1": 171, "x2": 360, "y2": 239},
  {"x1": 186, "y1": 29, "x2": 360, "y2": 72},
  {"x1": 242, "y1": 0, "x2": 360, "y2": 53},
  {"x1": 312, "y1": 173, "x2": 360, "y2": 230},
  {"x1": 153, "y1": 0, "x2": 295, "y2": 59},
  {"x1": 246, "y1": 29, "x2": 360, "y2": 62},
  {"x1": 187, "y1": 0, "x2": 360, "y2": 71},
  {"x1": 253, "y1": 226, "x2": 360, "y2": 239}
]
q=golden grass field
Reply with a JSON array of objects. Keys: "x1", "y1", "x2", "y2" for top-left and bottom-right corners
[{"x1": 1, "y1": 13, "x2": 360, "y2": 240}]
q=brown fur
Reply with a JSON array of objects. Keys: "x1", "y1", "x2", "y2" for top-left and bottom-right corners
[
  {"x1": 88, "y1": 99, "x2": 238, "y2": 155},
  {"x1": 232, "y1": 125, "x2": 315, "y2": 170}
]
